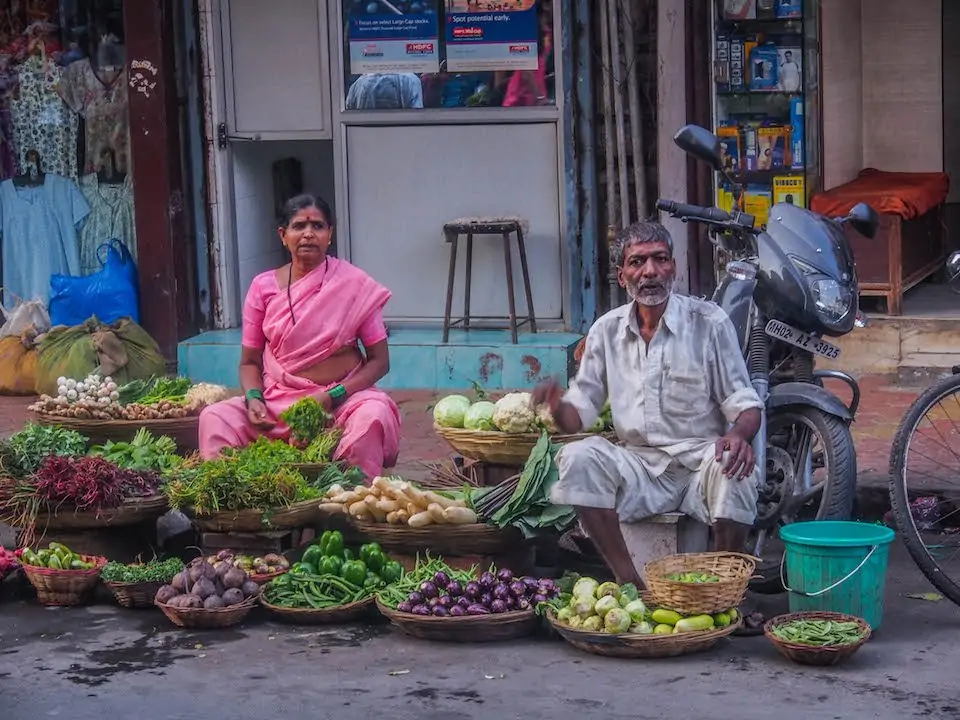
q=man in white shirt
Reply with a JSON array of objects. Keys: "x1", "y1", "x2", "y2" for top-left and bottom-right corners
[{"x1": 533, "y1": 221, "x2": 763, "y2": 596}]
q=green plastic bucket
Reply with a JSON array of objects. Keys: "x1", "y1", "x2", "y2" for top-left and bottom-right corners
[{"x1": 779, "y1": 521, "x2": 895, "y2": 630}]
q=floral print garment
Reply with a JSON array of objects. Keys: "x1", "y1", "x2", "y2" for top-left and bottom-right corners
[
  {"x1": 76, "y1": 172, "x2": 136, "y2": 275},
  {"x1": 58, "y1": 58, "x2": 130, "y2": 175},
  {"x1": 10, "y1": 54, "x2": 78, "y2": 179}
]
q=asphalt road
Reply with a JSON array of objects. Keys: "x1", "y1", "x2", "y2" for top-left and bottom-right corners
[{"x1": 1, "y1": 543, "x2": 959, "y2": 720}]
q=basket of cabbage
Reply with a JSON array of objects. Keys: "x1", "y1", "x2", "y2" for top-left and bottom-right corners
[{"x1": 432, "y1": 392, "x2": 611, "y2": 465}]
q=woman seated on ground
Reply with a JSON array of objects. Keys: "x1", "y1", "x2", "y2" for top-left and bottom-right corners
[{"x1": 198, "y1": 194, "x2": 401, "y2": 478}]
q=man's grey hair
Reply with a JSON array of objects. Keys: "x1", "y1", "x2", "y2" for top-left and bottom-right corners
[{"x1": 611, "y1": 221, "x2": 674, "y2": 267}]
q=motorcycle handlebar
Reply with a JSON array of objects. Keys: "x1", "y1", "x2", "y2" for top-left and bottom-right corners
[{"x1": 656, "y1": 199, "x2": 732, "y2": 224}]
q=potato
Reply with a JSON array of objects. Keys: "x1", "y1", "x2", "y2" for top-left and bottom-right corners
[
  {"x1": 442, "y1": 506, "x2": 478, "y2": 525},
  {"x1": 407, "y1": 511, "x2": 433, "y2": 528}
]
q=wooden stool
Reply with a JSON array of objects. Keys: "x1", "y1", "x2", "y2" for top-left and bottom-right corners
[{"x1": 442, "y1": 218, "x2": 537, "y2": 344}]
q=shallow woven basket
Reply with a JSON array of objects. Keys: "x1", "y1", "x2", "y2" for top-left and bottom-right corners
[
  {"x1": 434, "y1": 425, "x2": 610, "y2": 465},
  {"x1": 376, "y1": 599, "x2": 538, "y2": 642},
  {"x1": 21, "y1": 555, "x2": 107, "y2": 606},
  {"x1": 645, "y1": 552, "x2": 757, "y2": 616},
  {"x1": 29, "y1": 495, "x2": 170, "y2": 531},
  {"x1": 346, "y1": 519, "x2": 522, "y2": 556},
  {"x1": 764, "y1": 612, "x2": 872, "y2": 667},
  {"x1": 250, "y1": 568, "x2": 289, "y2": 586},
  {"x1": 156, "y1": 594, "x2": 259, "y2": 629},
  {"x1": 185, "y1": 498, "x2": 322, "y2": 533},
  {"x1": 261, "y1": 595, "x2": 374, "y2": 625},
  {"x1": 547, "y1": 609, "x2": 742, "y2": 659},
  {"x1": 32, "y1": 413, "x2": 200, "y2": 453},
  {"x1": 105, "y1": 579, "x2": 168, "y2": 609}
]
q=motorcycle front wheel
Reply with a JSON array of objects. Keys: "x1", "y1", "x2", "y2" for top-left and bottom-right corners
[{"x1": 749, "y1": 406, "x2": 858, "y2": 594}]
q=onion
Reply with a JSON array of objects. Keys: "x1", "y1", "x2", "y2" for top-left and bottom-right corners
[{"x1": 496, "y1": 568, "x2": 514, "y2": 583}]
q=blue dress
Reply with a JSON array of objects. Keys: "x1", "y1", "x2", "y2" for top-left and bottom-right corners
[{"x1": 0, "y1": 175, "x2": 90, "y2": 304}]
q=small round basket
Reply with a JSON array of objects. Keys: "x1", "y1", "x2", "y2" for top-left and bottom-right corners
[
  {"x1": 376, "y1": 599, "x2": 538, "y2": 642},
  {"x1": 105, "y1": 579, "x2": 169, "y2": 609},
  {"x1": 546, "y1": 609, "x2": 741, "y2": 659},
  {"x1": 645, "y1": 552, "x2": 756, "y2": 616},
  {"x1": 261, "y1": 595, "x2": 374, "y2": 625},
  {"x1": 183, "y1": 498, "x2": 321, "y2": 533},
  {"x1": 156, "y1": 594, "x2": 259, "y2": 629},
  {"x1": 31, "y1": 495, "x2": 170, "y2": 531},
  {"x1": 764, "y1": 611, "x2": 872, "y2": 667},
  {"x1": 21, "y1": 555, "x2": 107, "y2": 606},
  {"x1": 433, "y1": 425, "x2": 608, "y2": 465}
]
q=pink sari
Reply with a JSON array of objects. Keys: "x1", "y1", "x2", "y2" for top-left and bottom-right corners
[{"x1": 198, "y1": 258, "x2": 401, "y2": 478}]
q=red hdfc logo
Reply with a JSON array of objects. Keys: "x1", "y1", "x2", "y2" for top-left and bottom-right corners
[
  {"x1": 361, "y1": 44, "x2": 383, "y2": 57},
  {"x1": 509, "y1": 44, "x2": 531, "y2": 54},
  {"x1": 406, "y1": 42, "x2": 434, "y2": 54},
  {"x1": 453, "y1": 26, "x2": 482, "y2": 38}
]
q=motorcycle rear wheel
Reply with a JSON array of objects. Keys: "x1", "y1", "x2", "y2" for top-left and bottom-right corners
[{"x1": 749, "y1": 406, "x2": 858, "y2": 594}]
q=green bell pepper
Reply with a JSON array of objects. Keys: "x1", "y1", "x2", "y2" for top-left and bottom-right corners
[
  {"x1": 342, "y1": 548, "x2": 355, "y2": 562},
  {"x1": 319, "y1": 555, "x2": 343, "y2": 576},
  {"x1": 360, "y1": 543, "x2": 386, "y2": 573},
  {"x1": 290, "y1": 561, "x2": 315, "y2": 576},
  {"x1": 380, "y1": 561, "x2": 403, "y2": 584},
  {"x1": 322, "y1": 531, "x2": 344, "y2": 558},
  {"x1": 301, "y1": 544, "x2": 325, "y2": 568},
  {"x1": 364, "y1": 571, "x2": 384, "y2": 590},
  {"x1": 340, "y1": 559, "x2": 367, "y2": 586}
]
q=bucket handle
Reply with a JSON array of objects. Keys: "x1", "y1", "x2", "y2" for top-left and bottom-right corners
[{"x1": 779, "y1": 544, "x2": 878, "y2": 598}]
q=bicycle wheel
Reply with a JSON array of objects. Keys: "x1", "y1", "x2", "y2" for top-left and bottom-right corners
[{"x1": 889, "y1": 371, "x2": 960, "y2": 605}]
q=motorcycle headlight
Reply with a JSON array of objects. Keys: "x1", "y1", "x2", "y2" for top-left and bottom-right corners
[{"x1": 811, "y1": 279, "x2": 852, "y2": 323}]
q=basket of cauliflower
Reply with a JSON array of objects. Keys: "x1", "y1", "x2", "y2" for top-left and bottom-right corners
[{"x1": 432, "y1": 391, "x2": 613, "y2": 465}]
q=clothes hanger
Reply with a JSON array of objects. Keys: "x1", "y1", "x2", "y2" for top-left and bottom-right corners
[
  {"x1": 97, "y1": 148, "x2": 125, "y2": 185},
  {"x1": 13, "y1": 149, "x2": 44, "y2": 187}
]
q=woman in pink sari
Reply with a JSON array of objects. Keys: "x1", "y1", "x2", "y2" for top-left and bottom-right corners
[{"x1": 198, "y1": 194, "x2": 401, "y2": 479}]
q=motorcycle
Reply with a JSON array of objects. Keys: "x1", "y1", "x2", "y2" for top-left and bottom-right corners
[{"x1": 660, "y1": 125, "x2": 879, "y2": 592}]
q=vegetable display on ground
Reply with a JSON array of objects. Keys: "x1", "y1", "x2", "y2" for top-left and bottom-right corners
[
  {"x1": 0, "y1": 423, "x2": 88, "y2": 478},
  {"x1": 202, "y1": 549, "x2": 290, "y2": 577},
  {"x1": 433, "y1": 391, "x2": 614, "y2": 433},
  {"x1": 102, "y1": 557, "x2": 184, "y2": 583},
  {"x1": 19, "y1": 542, "x2": 99, "y2": 570},
  {"x1": 320, "y1": 476, "x2": 478, "y2": 527},
  {"x1": 155, "y1": 556, "x2": 261, "y2": 609},
  {"x1": 769, "y1": 619, "x2": 867, "y2": 647},
  {"x1": 89, "y1": 428, "x2": 180, "y2": 473}
]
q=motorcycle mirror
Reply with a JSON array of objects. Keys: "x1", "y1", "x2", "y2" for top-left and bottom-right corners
[
  {"x1": 673, "y1": 125, "x2": 723, "y2": 171},
  {"x1": 843, "y1": 203, "x2": 880, "y2": 240},
  {"x1": 947, "y1": 251, "x2": 960, "y2": 294}
]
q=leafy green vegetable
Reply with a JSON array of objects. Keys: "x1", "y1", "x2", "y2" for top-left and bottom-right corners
[
  {"x1": 89, "y1": 428, "x2": 179, "y2": 473},
  {"x1": 101, "y1": 557, "x2": 184, "y2": 583},
  {"x1": 279, "y1": 397, "x2": 332, "y2": 443},
  {"x1": 137, "y1": 376, "x2": 192, "y2": 405},
  {"x1": 4, "y1": 423, "x2": 88, "y2": 475},
  {"x1": 302, "y1": 427, "x2": 342, "y2": 463}
]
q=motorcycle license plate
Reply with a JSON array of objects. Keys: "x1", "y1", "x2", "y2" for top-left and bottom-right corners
[{"x1": 765, "y1": 319, "x2": 841, "y2": 360}]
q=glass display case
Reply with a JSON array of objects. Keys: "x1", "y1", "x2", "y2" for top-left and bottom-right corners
[{"x1": 711, "y1": 0, "x2": 821, "y2": 228}]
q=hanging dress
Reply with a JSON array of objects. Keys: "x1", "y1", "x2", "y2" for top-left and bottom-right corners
[
  {"x1": 58, "y1": 58, "x2": 130, "y2": 175},
  {"x1": 76, "y1": 173, "x2": 137, "y2": 275}
]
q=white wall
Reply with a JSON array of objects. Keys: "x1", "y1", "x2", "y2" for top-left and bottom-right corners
[
  {"x1": 232, "y1": 140, "x2": 336, "y2": 303},
  {"x1": 820, "y1": 0, "x2": 863, "y2": 189}
]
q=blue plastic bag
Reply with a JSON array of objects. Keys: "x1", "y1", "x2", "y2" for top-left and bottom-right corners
[{"x1": 49, "y1": 240, "x2": 140, "y2": 327}]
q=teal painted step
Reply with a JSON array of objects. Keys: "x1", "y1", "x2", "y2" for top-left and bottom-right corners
[{"x1": 177, "y1": 327, "x2": 582, "y2": 391}]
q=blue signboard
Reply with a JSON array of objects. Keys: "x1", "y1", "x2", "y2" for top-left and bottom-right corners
[
  {"x1": 444, "y1": 2, "x2": 539, "y2": 72},
  {"x1": 348, "y1": 1, "x2": 440, "y2": 74}
]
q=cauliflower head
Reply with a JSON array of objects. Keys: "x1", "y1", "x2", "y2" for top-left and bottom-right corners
[
  {"x1": 535, "y1": 404, "x2": 558, "y2": 433},
  {"x1": 492, "y1": 392, "x2": 536, "y2": 433}
]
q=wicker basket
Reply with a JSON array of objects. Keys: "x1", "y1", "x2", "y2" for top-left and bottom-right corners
[
  {"x1": 434, "y1": 425, "x2": 609, "y2": 465},
  {"x1": 32, "y1": 413, "x2": 200, "y2": 453},
  {"x1": 21, "y1": 555, "x2": 106, "y2": 606},
  {"x1": 105, "y1": 579, "x2": 168, "y2": 609},
  {"x1": 645, "y1": 552, "x2": 756, "y2": 616},
  {"x1": 29, "y1": 495, "x2": 170, "y2": 531},
  {"x1": 764, "y1": 612, "x2": 872, "y2": 667},
  {"x1": 546, "y1": 609, "x2": 742, "y2": 659},
  {"x1": 346, "y1": 519, "x2": 522, "y2": 556},
  {"x1": 184, "y1": 498, "x2": 322, "y2": 533},
  {"x1": 156, "y1": 594, "x2": 259, "y2": 629},
  {"x1": 376, "y1": 599, "x2": 538, "y2": 642},
  {"x1": 250, "y1": 568, "x2": 289, "y2": 586},
  {"x1": 261, "y1": 595, "x2": 374, "y2": 625}
]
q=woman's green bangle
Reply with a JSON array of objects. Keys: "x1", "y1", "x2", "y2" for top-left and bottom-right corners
[
  {"x1": 329, "y1": 384, "x2": 347, "y2": 408},
  {"x1": 245, "y1": 388, "x2": 265, "y2": 406}
]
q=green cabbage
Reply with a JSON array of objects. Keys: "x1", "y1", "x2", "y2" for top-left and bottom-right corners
[
  {"x1": 463, "y1": 401, "x2": 496, "y2": 430},
  {"x1": 596, "y1": 581, "x2": 621, "y2": 600},
  {"x1": 433, "y1": 394, "x2": 472, "y2": 428},
  {"x1": 604, "y1": 608, "x2": 631, "y2": 634},
  {"x1": 623, "y1": 599, "x2": 648, "y2": 623},
  {"x1": 573, "y1": 577, "x2": 599, "y2": 599},
  {"x1": 582, "y1": 615, "x2": 603, "y2": 632},
  {"x1": 629, "y1": 621, "x2": 654, "y2": 635},
  {"x1": 593, "y1": 595, "x2": 620, "y2": 618}
]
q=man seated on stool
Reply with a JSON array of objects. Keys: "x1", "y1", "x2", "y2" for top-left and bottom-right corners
[{"x1": 532, "y1": 220, "x2": 765, "y2": 633}]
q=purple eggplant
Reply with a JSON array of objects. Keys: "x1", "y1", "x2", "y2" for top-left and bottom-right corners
[
  {"x1": 432, "y1": 605, "x2": 450, "y2": 617},
  {"x1": 449, "y1": 604, "x2": 466, "y2": 617},
  {"x1": 466, "y1": 603, "x2": 491, "y2": 615},
  {"x1": 407, "y1": 591, "x2": 424, "y2": 605},
  {"x1": 489, "y1": 599, "x2": 508, "y2": 614},
  {"x1": 516, "y1": 598, "x2": 531, "y2": 611},
  {"x1": 504, "y1": 595, "x2": 516, "y2": 610},
  {"x1": 538, "y1": 578, "x2": 558, "y2": 594},
  {"x1": 420, "y1": 581, "x2": 438, "y2": 599},
  {"x1": 433, "y1": 571, "x2": 450, "y2": 589},
  {"x1": 532, "y1": 593, "x2": 547, "y2": 604},
  {"x1": 464, "y1": 581, "x2": 481, "y2": 599},
  {"x1": 492, "y1": 583, "x2": 511, "y2": 600},
  {"x1": 446, "y1": 580, "x2": 463, "y2": 597},
  {"x1": 411, "y1": 604, "x2": 431, "y2": 616},
  {"x1": 509, "y1": 581, "x2": 526, "y2": 598},
  {"x1": 458, "y1": 596, "x2": 471, "y2": 608},
  {"x1": 521, "y1": 576, "x2": 539, "y2": 591},
  {"x1": 496, "y1": 568, "x2": 514, "y2": 583},
  {"x1": 479, "y1": 571, "x2": 496, "y2": 589},
  {"x1": 438, "y1": 595, "x2": 454, "y2": 608},
  {"x1": 480, "y1": 593, "x2": 493, "y2": 607},
  {"x1": 428, "y1": 597, "x2": 441, "y2": 608},
  {"x1": 397, "y1": 601, "x2": 413, "y2": 613}
]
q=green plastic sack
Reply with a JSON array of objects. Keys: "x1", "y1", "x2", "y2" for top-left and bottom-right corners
[{"x1": 35, "y1": 317, "x2": 166, "y2": 396}]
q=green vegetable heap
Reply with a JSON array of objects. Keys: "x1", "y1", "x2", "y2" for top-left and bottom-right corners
[
  {"x1": 101, "y1": 557, "x2": 184, "y2": 583},
  {"x1": 20, "y1": 542, "x2": 98, "y2": 571},
  {"x1": 90, "y1": 428, "x2": 179, "y2": 473},
  {"x1": 117, "y1": 376, "x2": 192, "y2": 406},
  {"x1": 263, "y1": 531, "x2": 403, "y2": 609},
  {"x1": 279, "y1": 397, "x2": 332, "y2": 446},
  {"x1": 771, "y1": 619, "x2": 867, "y2": 647},
  {"x1": 0, "y1": 423, "x2": 88, "y2": 477}
]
